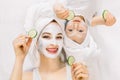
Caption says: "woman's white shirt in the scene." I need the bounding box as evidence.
[33,64,72,80]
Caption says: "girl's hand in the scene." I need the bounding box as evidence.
[13,34,32,60]
[104,11,116,26]
[72,63,89,80]
[53,3,69,19]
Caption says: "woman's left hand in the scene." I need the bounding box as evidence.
[72,63,89,80]
[53,3,69,19]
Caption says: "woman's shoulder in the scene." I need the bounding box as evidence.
[22,71,33,80]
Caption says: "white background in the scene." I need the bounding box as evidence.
[0,0,120,80]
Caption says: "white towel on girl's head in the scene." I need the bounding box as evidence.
[64,30,99,64]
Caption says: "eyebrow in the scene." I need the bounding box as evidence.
[57,33,63,35]
[42,32,51,35]
[42,32,62,35]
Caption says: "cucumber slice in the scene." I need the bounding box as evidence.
[66,10,75,20]
[67,56,75,66]
[102,10,108,21]
[28,29,37,38]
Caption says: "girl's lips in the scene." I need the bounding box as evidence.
[73,20,80,22]
[46,48,58,54]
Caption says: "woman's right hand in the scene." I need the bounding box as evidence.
[13,34,32,60]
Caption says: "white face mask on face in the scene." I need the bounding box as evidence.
[66,20,87,44]
[38,22,63,59]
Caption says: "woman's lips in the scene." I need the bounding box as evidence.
[46,48,58,54]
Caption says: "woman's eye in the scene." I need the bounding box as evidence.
[68,29,73,32]
[56,36,63,40]
[79,30,83,32]
[42,36,50,39]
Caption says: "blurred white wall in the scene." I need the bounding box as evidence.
[0,0,41,79]
[89,0,120,80]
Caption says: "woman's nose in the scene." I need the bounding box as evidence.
[51,39,57,45]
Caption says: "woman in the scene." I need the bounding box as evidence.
[10,15,88,80]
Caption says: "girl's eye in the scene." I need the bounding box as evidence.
[56,36,63,40]
[68,29,73,32]
[42,35,50,39]
[79,30,83,32]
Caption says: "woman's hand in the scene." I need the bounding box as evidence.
[72,63,89,80]
[13,34,32,60]
[53,3,69,19]
[104,11,116,26]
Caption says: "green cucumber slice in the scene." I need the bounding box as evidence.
[102,10,108,21]
[67,56,75,66]
[66,10,75,20]
[28,29,37,38]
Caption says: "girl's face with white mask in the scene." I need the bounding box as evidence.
[38,21,63,59]
[65,16,87,44]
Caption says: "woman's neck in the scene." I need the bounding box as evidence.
[39,54,65,73]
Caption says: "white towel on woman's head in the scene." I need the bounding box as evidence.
[24,2,55,32]
[23,2,64,68]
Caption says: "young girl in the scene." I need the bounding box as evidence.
[53,1,116,66]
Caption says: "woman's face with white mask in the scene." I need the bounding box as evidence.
[38,21,63,59]
[65,16,87,44]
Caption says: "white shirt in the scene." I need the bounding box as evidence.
[33,64,72,80]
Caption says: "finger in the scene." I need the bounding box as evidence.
[72,63,78,70]
[26,37,32,47]
[16,40,27,47]
[75,68,88,76]
[73,65,82,72]
[62,10,69,19]
[74,63,88,72]
[74,67,88,76]
[18,37,32,51]
[13,41,27,52]
[17,34,29,38]
[56,8,67,15]
[76,73,89,80]
[105,12,115,21]
[14,38,27,46]
[17,35,31,43]
[14,35,30,45]
[105,18,114,26]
